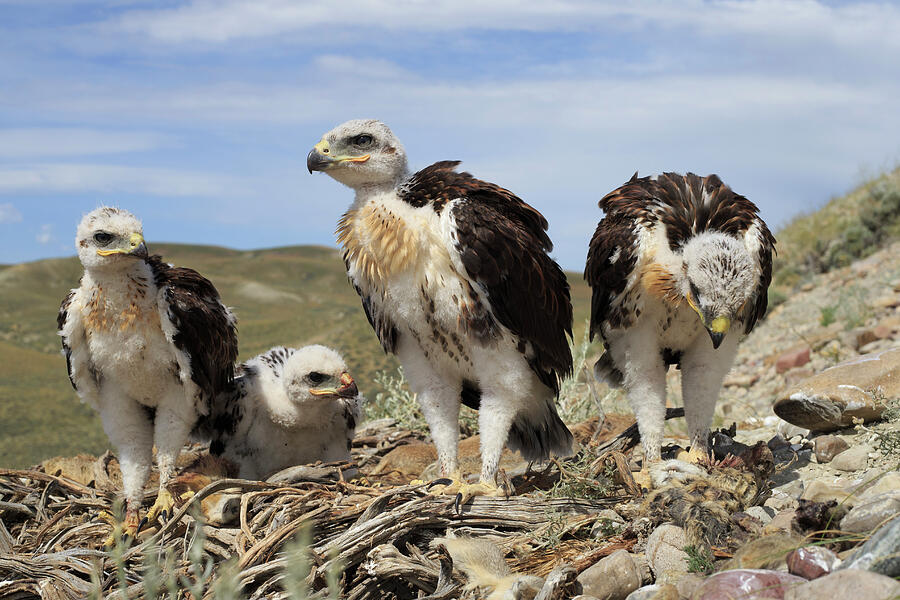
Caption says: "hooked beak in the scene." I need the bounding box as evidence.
[306,139,370,173]
[308,372,358,399]
[706,316,730,350]
[96,233,147,259]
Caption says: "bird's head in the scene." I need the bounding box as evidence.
[282,345,359,409]
[76,207,148,270]
[680,232,755,349]
[307,119,407,190]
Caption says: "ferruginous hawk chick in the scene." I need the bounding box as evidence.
[585,173,775,484]
[58,207,237,539]
[307,119,574,505]
[200,345,364,480]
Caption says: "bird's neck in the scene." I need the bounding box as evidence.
[82,261,154,300]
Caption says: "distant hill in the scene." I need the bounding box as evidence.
[0,243,592,467]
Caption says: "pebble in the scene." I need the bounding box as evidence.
[813,435,850,463]
[745,506,775,525]
[840,494,900,533]
[786,546,841,579]
[775,346,811,374]
[764,509,796,534]
[576,549,644,600]
[830,444,871,472]
[800,479,858,505]
[840,515,900,577]
[623,584,678,600]
[858,471,900,501]
[784,569,900,600]
[692,569,806,600]
[645,524,689,583]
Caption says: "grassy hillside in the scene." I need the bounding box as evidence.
[0,243,593,467]
[772,166,900,291]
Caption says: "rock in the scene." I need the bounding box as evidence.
[764,509,797,534]
[830,444,871,472]
[776,347,811,374]
[691,569,806,600]
[591,509,627,538]
[840,515,900,577]
[840,494,900,533]
[800,480,858,506]
[765,491,797,512]
[724,533,800,570]
[858,471,900,501]
[724,373,759,387]
[674,573,704,599]
[645,524,689,583]
[571,597,602,600]
[624,584,678,600]
[577,549,644,600]
[776,420,809,440]
[783,569,900,600]
[774,347,899,431]
[745,506,775,525]
[812,435,850,463]
[786,546,840,580]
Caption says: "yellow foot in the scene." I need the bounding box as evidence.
[632,467,652,491]
[100,509,141,548]
[147,487,176,524]
[453,480,507,513]
[426,473,464,496]
[676,446,711,464]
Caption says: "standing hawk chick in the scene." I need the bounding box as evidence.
[58,207,237,539]
[585,173,775,481]
[201,345,364,480]
[308,119,574,504]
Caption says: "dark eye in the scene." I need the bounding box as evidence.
[307,372,327,385]
[93,232,114,246]
[351,134,374,146]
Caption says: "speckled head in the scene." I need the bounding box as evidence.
[307,119,408,190]
[681,232,755,347]
[75,206,147,270]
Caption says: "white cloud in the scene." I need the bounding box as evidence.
[105,0,900,54]
[0,163,247,197]
[0,202,22,224]
[36,224,53,245]
[0,128,169,159]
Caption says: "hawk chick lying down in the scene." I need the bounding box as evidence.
[199,345,364,481]
[308,119,574,503]
[58,207,237,539]
[585,173,775,479]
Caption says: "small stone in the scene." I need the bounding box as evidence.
[801,480,859,506]
[645,524,689,583]
[774,347,899,431]
[674,573,704,599]
[624,584,678,600]
[831,444,871,472]
[765,492,797,512]
[858,471,900,501]
[784,569,900,600]
[813,435,850,463]
[786,546,841,580]
[745,506,776,525]
[693,569,806,600]
[591,509,627,538]
[724,373,760,387]
[841,494,900,533]
[776,347,811,374]
[776,420,810,440]
[577,549,644,600]
[840,515,900,577]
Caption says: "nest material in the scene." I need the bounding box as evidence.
[0,419,642,600]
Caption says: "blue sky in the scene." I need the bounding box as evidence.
[1,1,898,270]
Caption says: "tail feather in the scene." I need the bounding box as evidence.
[507,400,573,462]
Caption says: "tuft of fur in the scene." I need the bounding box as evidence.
[641,442,774,549]
[431,536,543,600]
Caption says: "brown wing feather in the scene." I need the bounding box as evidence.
[57,289,77,389]
[148,256,238,402]
[588,172,776,335]
[401,162,573,394]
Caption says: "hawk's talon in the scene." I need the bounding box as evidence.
[147,488,176,524]
[427,477,454,491]
[101,508,141,548]
[454,480,506,513]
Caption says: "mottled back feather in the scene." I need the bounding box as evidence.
[401,161,574,394]
[586,172,776,338]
